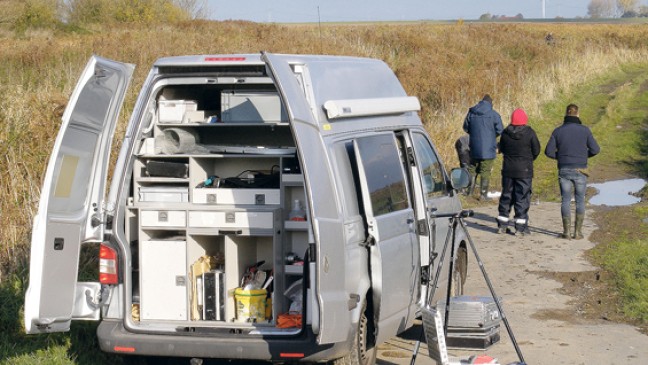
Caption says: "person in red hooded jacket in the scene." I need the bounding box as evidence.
[496,108,540,235]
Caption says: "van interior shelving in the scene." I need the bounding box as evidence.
[125,76,311,331]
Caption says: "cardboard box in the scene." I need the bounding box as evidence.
[182,110,205,123]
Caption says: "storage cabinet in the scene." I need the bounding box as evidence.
[140,240,188,320]
[129,118,309,327]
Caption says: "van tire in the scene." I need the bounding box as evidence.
[452,246,468,296]
[330,301,376,365]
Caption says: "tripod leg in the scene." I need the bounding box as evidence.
[410,217,455,364]
[458,218,526,364]
[442,217,458,337]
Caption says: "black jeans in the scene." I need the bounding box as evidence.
[498,176,532,224]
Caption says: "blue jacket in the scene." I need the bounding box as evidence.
[463,100,503,160]
[544,116,600,169]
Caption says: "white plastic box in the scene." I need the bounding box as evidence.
[139,186,189,203]
[158,100,198,123]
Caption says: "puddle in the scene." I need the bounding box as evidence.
[588,178,646,206]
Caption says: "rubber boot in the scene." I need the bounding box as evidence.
[479,177,491,201]
[559,216,571,239]
[465,174,477,197]
[496,217,508,234]
[573,213,585,240]
[515,219,531,236]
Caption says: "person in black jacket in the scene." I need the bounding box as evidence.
[496,108,540,235]
[545,104,600,239]
[454,134,471,168]
[463,94,504,200]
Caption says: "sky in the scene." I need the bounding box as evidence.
[206,0,647,23]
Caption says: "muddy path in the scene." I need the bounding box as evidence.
[377,201,648,365]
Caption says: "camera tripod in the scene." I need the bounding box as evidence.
[410,209,526,365]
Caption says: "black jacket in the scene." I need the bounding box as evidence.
[544,116,600,169]
[499,125,541,178]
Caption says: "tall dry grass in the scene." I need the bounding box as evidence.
[2,21,648,280]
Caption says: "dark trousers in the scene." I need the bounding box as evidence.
[498,176,532,222]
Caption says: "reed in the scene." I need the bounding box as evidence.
[2,21,648,281]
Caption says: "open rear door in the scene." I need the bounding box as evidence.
[353,133,418,344]
[24,56,134,334]
[262,53,352,344]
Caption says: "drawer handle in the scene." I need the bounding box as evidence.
[218,230,242,235]
[158,211,168,222]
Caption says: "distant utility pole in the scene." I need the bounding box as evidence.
[542,0,546,18]
[318,6,322,54]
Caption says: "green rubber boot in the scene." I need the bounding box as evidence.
[465,174,476,197]
[479,177,492,201]
[573,213,585,240]
[559,216,571,239]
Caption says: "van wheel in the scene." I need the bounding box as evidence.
[451,246,468,296]
[330,301,376,365]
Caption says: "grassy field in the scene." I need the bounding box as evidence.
[1,19,647,364]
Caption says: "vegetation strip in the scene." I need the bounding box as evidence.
[1,12,647,363]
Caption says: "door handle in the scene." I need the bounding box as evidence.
[406,218,415,224]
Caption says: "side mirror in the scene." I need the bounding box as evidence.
[450,168,471,190]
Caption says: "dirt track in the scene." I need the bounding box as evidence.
[377,201,648,365]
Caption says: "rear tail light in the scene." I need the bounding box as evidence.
[99,244,118,284]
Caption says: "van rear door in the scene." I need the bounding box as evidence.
[263,53,352,344]
[24,56,134,334]
[353,133,418,344]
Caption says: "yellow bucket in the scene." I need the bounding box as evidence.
[234,288,267,322]
[265,297,272,319]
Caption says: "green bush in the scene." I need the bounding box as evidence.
[66,0,191,25]
[10,0,60,32]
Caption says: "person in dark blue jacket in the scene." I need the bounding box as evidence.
[545,104,600,240]
[463,94,504,200]
[497,108,540,235]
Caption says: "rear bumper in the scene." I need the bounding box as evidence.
[97,319,348,362]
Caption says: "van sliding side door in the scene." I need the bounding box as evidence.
[353,133,418,345]
[410,132,461,304]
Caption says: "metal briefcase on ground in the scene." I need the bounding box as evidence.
[437,295,502,329]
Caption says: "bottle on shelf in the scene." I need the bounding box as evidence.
[288,199,306,221]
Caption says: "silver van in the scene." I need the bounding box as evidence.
[24,53,469,364]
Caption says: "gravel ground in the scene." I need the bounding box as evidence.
[377,201,648,365]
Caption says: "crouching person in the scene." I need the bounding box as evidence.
[497,108,540,235]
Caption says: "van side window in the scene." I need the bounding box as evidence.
[412,133,446,197]
[356,134,409,216]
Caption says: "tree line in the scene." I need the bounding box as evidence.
[0,0,209,32]
[588,0,648,18]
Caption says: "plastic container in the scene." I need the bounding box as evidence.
[288,199,306,221]
[158,100,198,123]
[234,288,267,322]
[139,186,188,203]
